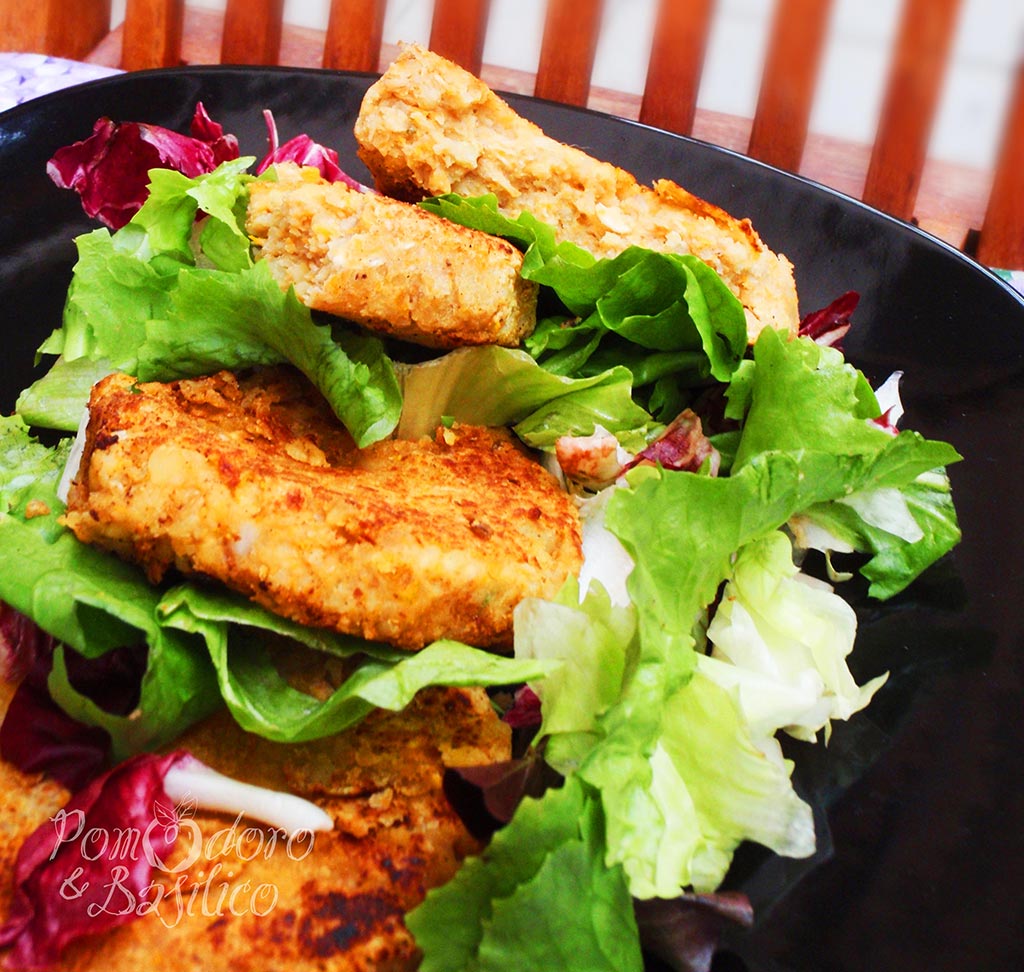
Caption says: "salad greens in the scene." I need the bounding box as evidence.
[21,160,402,447]
[395,345,654,450]
[421,194,748,409]
[408,775,643,972]
[1,132,964,972]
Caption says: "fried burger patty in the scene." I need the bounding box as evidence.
[0,675,510,971]
[247,164,538,349]
[62,368,582,650]
[354,43,800,341]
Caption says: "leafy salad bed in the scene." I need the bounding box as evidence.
[0,105,961,970]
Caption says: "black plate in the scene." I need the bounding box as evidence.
[2,66,1023,972]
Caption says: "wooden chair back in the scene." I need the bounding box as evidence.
[2,0,1021,269]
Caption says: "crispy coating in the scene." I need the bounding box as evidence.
[354,44,800,341]
[62,369,582,650]
[0,675,511,971]
[247,164,538,349]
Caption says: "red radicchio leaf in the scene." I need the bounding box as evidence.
[0,601,53,684]
[443,752,562,840]
[634,891,754,972]
[0,603,153,791]
[502,684,542,729]
[255,109,370,191]
[798,290,860,350]
[46,102,240,230]
[625,409,719,475]
[0,673,110,793]
[188,102,240,165]
[63,642,147,719]
[0,751,187,969]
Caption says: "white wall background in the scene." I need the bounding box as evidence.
[111,0,1023,170]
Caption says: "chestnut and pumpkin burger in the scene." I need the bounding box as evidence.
[0,46,961,972]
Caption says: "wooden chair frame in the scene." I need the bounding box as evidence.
[1,0,1020,268]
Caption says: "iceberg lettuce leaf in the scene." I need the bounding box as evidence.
[395,345,653,450]
[703,530,888,743]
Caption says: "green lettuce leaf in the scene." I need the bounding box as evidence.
[138,261,401,447]
[17,225,176,430]
[420,194,747,395]
[20,162,401,446]
[729,328,962,594]
[16,356,115,432]
[155,584,556,743]
[395,345,654,450]
[407,776,643,972]
[513,580,637,773]
[0,415,71,525]
[114,157,257,270]
[791,468,961,599]
[513,572,814,897]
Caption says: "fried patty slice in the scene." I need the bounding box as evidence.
[0,674,510,971]
[354,43,800,341]
[62,368,583,650]
[247,165,538,350]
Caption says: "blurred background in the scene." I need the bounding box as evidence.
[102,0,1022,173]
[2,0,1017,260]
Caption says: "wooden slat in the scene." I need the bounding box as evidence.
[430,0,491,75]
[534,0,604,106]
[46,1,113,61]
[222,0,284,65]
[324,0,385,71]
[0,3,51,55]
[639,0,715,136]
[0,0,111,60]
[976,59,1024,269]
[747,0,834,172]
[122,0,184,69]
[862,0,962,220]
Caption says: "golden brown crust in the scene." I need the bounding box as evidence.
[0,678,510,971]
[247,165,538,349]
[62,369,582,650]
[354,43,800,341]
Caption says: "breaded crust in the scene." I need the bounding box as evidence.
[62,368,582,650]
[247,165,538,349]
[354,44,800,341]
[0,676,510,971]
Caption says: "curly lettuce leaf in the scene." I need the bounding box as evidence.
[513,580,637,773]
[111,156,256,270]
[407,775,643,972]
[791,468,961,599]
[513,576,814,898]
[21,162,401,446]
[727,328,961,595]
